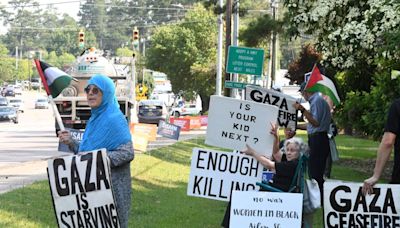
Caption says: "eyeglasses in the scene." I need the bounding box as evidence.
[84,86,100,95]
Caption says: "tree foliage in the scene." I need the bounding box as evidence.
[146,4,217,111]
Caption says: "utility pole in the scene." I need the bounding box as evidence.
[231,0,239,98]
[15,46,18,70]
[224,0,232,97]
[270,0,278,88]
[216,0,224,96]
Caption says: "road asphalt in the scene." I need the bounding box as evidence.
[0,127,206,194]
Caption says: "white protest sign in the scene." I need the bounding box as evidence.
[324,181,400,228]
[245,86,298,130]
[187,148,263,201]
[230,190,303,228]
[47,149,120,228]
[205,95,279,157]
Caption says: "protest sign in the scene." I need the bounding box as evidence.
[134,135,149,152]
[47,149,119,228]
[169,117,191,131]
[245,86,298,130]
[130,123,157,141]
[205,95,279,157]
[230,191,303,228]
[187,148,263,201]
[157,120,181,140]
[324,181,400,228]
[58,128,84,153]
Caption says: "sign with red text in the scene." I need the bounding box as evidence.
[230,191,303,228]
[47,149,120,228]
[205,95,279,157]
[187,148,263,201]
[245,86,298,130]
[324,181,400,228]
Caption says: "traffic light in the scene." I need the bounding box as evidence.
[132,27,139,42]
[78,31,85,48]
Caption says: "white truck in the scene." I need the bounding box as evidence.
[54,48,134,131]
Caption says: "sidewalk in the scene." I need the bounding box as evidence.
[0,127,206,194]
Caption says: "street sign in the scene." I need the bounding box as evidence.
[224,81,248,89]
[226,46,265,77]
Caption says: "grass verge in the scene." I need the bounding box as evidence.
[0,133,383,227]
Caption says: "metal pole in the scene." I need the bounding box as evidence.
[131,53,138,123]
[270,1,277,88]
[231,0,239,98]
[15,46,18,70]
[224,0,232,97]
[216,0,224,96]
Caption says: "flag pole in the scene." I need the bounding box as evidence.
[34,59,65,131]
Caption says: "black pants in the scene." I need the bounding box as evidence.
[308,132,330,202]
[221,201,231,228]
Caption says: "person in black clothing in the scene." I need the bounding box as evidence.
[363,99,400,195]
[221,124,308,227]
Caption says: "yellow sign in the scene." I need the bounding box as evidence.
[136,95,147,101]
[135,84,148,96]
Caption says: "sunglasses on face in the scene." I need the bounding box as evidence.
[84,86,100,95]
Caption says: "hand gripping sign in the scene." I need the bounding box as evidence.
[47,149,120,228]
[205,95,279,157]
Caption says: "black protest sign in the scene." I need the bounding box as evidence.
[187,148,263,201]
[324,182,400,228]
[58,128,84,153]
[205,95,279,157]
[157,120,181,140]
[47,149,120,228]
[245,86,298,130]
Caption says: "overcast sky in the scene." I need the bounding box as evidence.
[0,0,81,34]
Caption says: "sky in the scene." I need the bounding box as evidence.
[0,0,81,34]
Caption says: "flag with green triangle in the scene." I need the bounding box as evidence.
[34,60,73,98]
[305,65,341,106]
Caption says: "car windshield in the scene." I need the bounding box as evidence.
[0,107,13,112]
[37,99,47,102]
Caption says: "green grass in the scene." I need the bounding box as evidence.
[0,134,384,227]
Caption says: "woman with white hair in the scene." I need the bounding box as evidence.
[242,125,308,192]
[222,124,310,228]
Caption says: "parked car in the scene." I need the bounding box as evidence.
[0,97,8,106]
[31,78,41,90]
[4,88,15,97]
[13,86,22,95]
[8,98,24,113]
[170,103,202,117]
[35,97,49,109]
[137,99,168,125]
[0,106,18,124]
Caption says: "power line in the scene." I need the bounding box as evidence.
[2,1,190,11]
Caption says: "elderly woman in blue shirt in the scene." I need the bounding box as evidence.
[58,74,134,228]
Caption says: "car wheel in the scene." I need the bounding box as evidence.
[13,119,18,124]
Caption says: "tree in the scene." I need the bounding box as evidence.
[146,4,217,112]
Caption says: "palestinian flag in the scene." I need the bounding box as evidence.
[34,59,73,98]
[305,65,341,106]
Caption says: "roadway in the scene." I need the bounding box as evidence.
[0,90,206,194]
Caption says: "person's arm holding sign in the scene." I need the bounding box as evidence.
[293,102,320,128]
[362,99,400,195]
[242,144,276,171]
[58,130,79,153]
[271,123,283,162]
[362,132,396,195]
